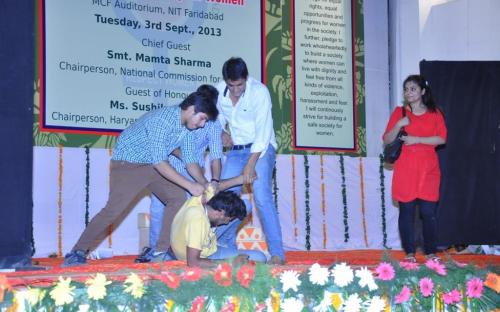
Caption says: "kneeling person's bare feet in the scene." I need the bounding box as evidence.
[268,255,285,265]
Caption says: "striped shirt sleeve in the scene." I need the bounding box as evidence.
[207,121,223,161]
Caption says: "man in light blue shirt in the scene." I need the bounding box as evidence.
[63,90,218,267]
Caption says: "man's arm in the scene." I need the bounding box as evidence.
[186,246,216,268]
[217,174,256,191]
[186,163,209,185]
[210,159,221,182]
[154,161,204,196]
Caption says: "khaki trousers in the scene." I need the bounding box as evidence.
[73,160,185,252]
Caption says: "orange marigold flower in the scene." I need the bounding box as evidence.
[214,263,233,287]
[236,264,255,288]
[159,271,181,289]
[485,272,500,293]
[0,275,11,303]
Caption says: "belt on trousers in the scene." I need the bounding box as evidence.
[231,143,252,150]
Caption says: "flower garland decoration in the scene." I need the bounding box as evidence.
[320,154,327,249]
[378,154,388,248]
[214,263,233,287]
[85,146,90,227]
[247,191,254,224]
[303,155,311,250]
[0,275,11,303]
[0,259,498,311]
[49,276,75,306]
[358,156,369,248]
[123,273,145,299]
[272,166,279,213]
[291,155,298,239]
[339,155,349,242]
[57,144,63,257]
[86,273,111,300]
[107,148,113,247]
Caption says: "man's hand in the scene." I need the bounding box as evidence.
[207,181,220,194]
[222,131,233,148]
[242,163,257,184]
[188,182,205,196]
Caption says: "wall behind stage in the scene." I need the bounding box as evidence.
[32,1,399,257]
[389,0,500,109]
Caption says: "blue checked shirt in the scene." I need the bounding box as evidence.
[169,120,223,173]
[112,105,197,164]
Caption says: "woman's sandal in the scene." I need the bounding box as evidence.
[425,254,440,262]
[403,254,417,263]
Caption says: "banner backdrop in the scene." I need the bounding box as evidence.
[34,0,366,154]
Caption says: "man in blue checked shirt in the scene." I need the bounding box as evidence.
[135,85,224,263]
[62,89,218,267]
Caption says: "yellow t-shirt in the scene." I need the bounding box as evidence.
[170,190,217,260]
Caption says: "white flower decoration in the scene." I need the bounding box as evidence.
[282,297,304,312]
[313,290,333,312]
[365,296,386,312]
[308,263,330,286]
[280,270,302,292]
[355,267,378,291]
[330,262,354,287]
[343,293,362,312]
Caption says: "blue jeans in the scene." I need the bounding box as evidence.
[218,144,284,260]
[208,245,267,262]
[398,199,438,255]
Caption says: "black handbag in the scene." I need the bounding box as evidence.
[383,107,407,164]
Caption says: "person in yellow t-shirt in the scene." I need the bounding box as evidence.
[156,176,267,267]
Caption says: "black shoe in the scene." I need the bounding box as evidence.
[134,247,155,263]
[151,250,176,263]
[62,250,87,267]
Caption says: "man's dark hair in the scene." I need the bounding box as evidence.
[197,84,219,105]
[207,191,246,221]
[179,91,218,120]
[222,57,248,81]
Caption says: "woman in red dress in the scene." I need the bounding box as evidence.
[383,75,447,262]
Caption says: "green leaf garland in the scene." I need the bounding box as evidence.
[379,154,388,248]
[272,166,279,213]
[85,146,90,227]
[304,155,311,250]
[339,155,349,242]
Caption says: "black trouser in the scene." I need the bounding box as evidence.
[398,199,438,255]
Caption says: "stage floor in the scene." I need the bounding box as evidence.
[5,250,499,286]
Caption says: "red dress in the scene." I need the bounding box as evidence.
[383,107,447,202]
